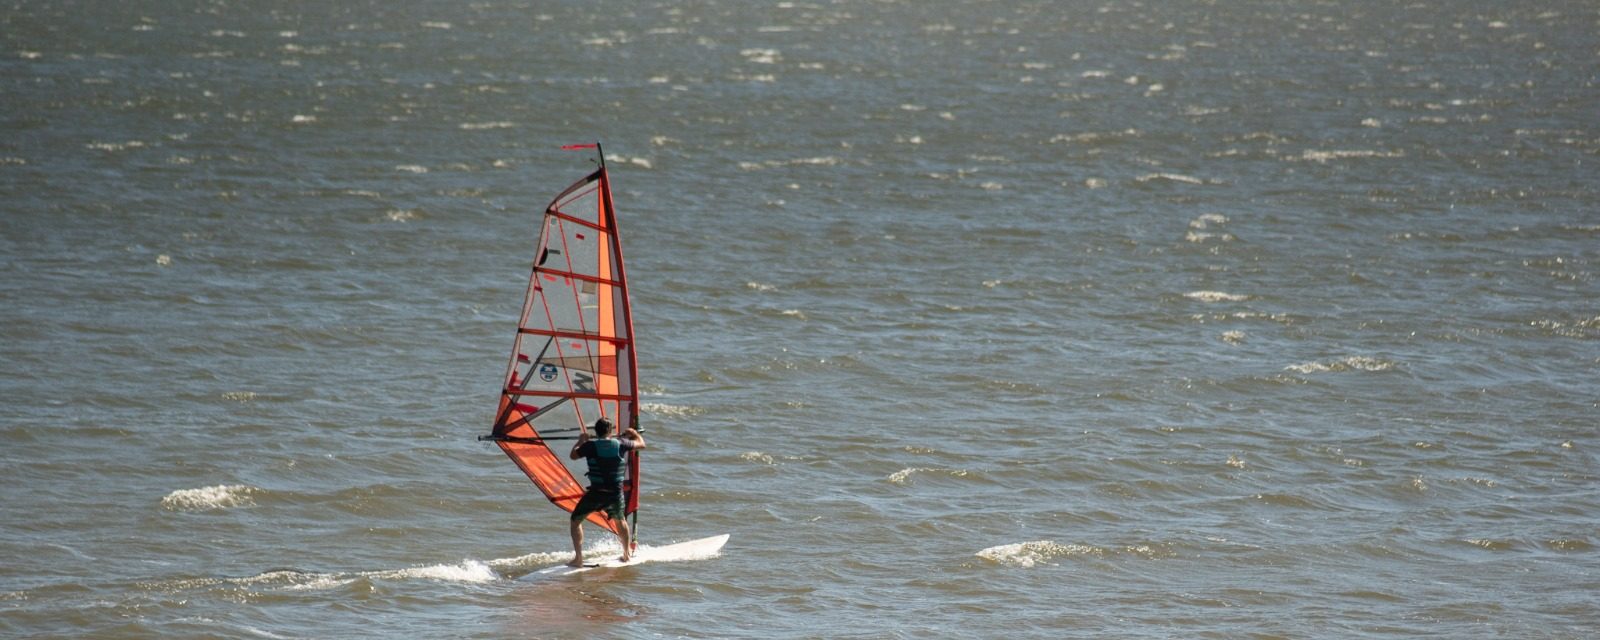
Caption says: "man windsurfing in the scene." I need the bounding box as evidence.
[566,417,645,566]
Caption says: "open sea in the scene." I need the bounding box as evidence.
[3,1,1598,638]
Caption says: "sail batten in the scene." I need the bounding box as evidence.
[488,148,640,536]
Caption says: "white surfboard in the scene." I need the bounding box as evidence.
[527,534,730,579]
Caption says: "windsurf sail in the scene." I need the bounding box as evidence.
[481,143,640,536]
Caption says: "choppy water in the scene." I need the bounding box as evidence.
[3,0,1598,638]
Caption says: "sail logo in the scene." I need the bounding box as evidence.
[538,363,559,382]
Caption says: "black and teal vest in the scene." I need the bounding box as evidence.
[584,438,626,489]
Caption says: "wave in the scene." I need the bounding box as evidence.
[227,560,501,592]
[738,156,843,171]
[161,485,259,511]
[977,541,1096,567]
[1529,316,1600,338]
[641,402,704,418]
[1284,356,1397,374]
[209,537,722,592]
[1184,290,1251,302]
[887,467,971,485]
[1293,149,1406,163]
[976,540,1177,567]
[1135,172,1209,185]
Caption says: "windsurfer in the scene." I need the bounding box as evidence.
[567,417,644,566]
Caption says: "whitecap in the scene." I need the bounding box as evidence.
[613,155,653,169]
[279,574,354,591]
[237,560,501,592]
[976,540,1097,567]
[641,402,704,418]
[1295,149,1405,163]
[1284,356,1396,374]
[367,560,497,583]
[739,48,781,64]
[887,467,968,485]
[85,141,147,152]
[1184,291,1250,302]
[162,485,258,511]
[740,156,841,170]
[1136,172,1205,185]
[1185,231,1236,243]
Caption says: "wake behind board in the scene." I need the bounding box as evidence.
[528,534,730,579]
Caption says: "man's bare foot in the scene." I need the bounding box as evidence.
[566,557,585,568]
[619,555,631,563]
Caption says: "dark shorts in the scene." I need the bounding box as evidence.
[571,488,624,522]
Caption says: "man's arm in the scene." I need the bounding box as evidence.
[622,427,646,450]
[569,424,590,460]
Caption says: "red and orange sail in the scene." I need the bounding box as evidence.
[484,145,640,535]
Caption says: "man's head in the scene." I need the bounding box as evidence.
[593,417,615,437]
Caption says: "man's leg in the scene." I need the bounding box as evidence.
[567,517,585,567]
[617,518,633,562]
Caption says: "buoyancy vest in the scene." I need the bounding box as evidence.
[585,438,626,489]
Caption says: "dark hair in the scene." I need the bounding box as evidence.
[593,418,615,437]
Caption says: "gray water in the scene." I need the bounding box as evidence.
[3,1,1598,638]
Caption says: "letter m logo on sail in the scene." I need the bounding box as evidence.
[572,371,595,393]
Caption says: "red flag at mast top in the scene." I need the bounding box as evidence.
[561,142,605,169]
